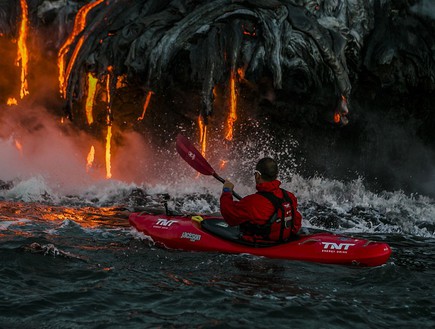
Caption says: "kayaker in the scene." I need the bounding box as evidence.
[220,157,302,243]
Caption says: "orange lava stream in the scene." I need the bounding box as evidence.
[17,0,29,99]
[86,145,95,172]
[225,70,238,141]
[58,0,104,97]
[61,35,85,98]
[85,73,98,125]
[105,71,113,180]
[105,124,112,179]
[14,139,23,156]
[198,115,207,157]
[137,91,154,121]
[106,68,112,105]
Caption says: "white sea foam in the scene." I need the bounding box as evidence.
[1,168,434,237]
[0,218,31,230]
[285,174,435,237]
[287,174,435,220]
[2,176,53,202]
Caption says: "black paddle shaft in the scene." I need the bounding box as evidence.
[213,173,242,200]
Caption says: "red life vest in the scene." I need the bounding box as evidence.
[240,189,295,243]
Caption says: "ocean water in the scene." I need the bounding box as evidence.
[0,176,434,329]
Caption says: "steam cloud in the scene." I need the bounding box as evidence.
[0,104,154,194]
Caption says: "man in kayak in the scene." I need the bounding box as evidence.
[220,157,302,243]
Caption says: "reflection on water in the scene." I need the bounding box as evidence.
[0,200,130,227]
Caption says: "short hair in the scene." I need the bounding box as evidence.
[255,157,278,181]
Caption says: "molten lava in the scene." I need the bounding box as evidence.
[86,146,95,172]
[105,71,113,180]
[85,73,98,125]
[58,0,104,97]
[198,115,207,157]
[138,91,154,121]
[14,140,23,156]
[7,98,18,106]
[225,70,238,141]
[105,124,112,179]
[17,0,29,99]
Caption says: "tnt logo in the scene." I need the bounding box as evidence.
[155,219,177,227]
[322,242,355,250]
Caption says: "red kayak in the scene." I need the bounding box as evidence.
[129,212,391,267]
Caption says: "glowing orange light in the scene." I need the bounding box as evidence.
[105,124,112,179]
[7,98,18,106]
[198,115,207,157]
[137,91,154,121]
[85,73,98,125]
[15,140,23,155]
[242,24,256,37]
[334,95,348,124]
[58,0,104,97]
[61,36,85,97]
[237,67,245,80]
[86,145,95,172]
[219,160,228,169]
[116,75,127,89]
[105,70,113,179]
[106,67,113,104]
[225,70,238,141]
[17,0,29,99]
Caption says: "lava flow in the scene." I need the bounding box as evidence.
[225,70,238,141]
[17,0,29,99]
[58,0,104,98]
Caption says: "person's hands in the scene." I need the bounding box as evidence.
[223,180,234,192]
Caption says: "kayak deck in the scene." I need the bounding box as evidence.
[129,212,392,267]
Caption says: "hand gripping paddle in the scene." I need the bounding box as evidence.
[176,134,242,200]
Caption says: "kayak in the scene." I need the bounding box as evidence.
[129,212,392,267]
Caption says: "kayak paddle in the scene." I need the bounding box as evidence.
[176,134,242,200]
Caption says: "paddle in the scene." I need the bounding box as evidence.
[176,134,242,200]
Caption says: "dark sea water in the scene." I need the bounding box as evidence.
[0,176,434,329]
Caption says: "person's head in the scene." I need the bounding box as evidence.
[254,157,278,183]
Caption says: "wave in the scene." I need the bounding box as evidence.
[1,174,433,238]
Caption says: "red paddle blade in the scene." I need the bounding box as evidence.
[176,134,216,176]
